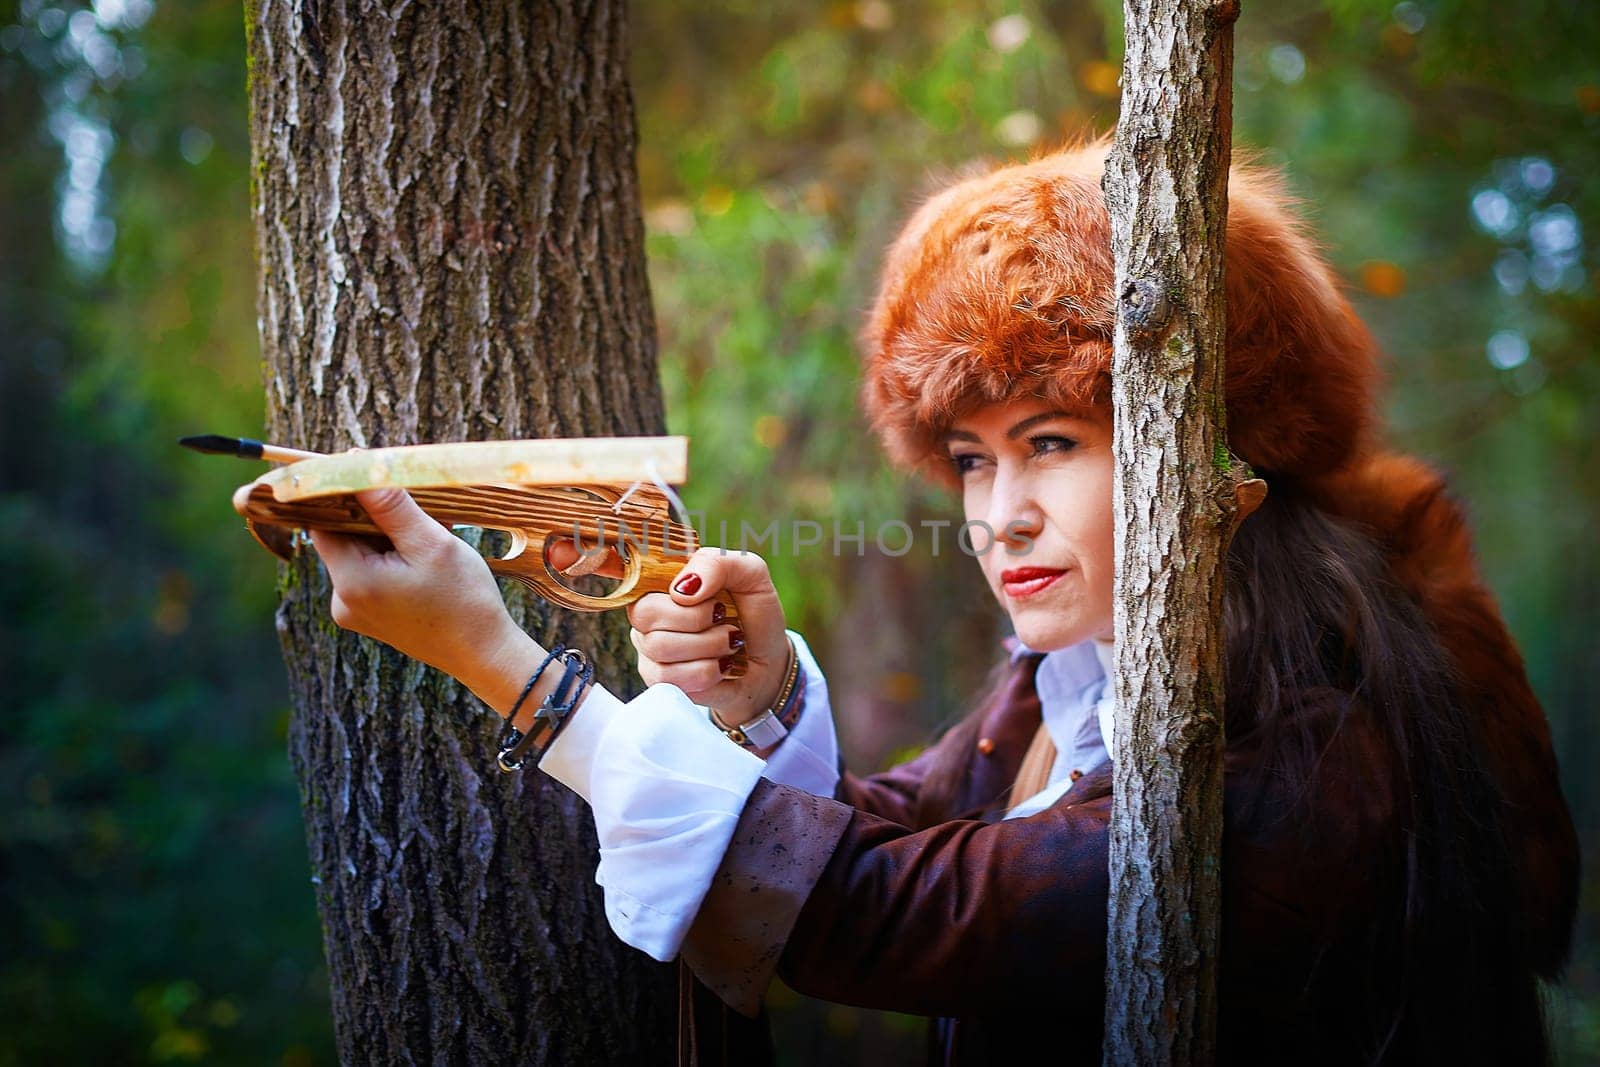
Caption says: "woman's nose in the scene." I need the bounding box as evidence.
[987,469,1042,548]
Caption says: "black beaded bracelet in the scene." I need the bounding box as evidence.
[497,648,595,773]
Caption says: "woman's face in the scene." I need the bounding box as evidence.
[944,398,1115,652]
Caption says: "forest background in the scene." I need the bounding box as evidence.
[2,0,1596,1063]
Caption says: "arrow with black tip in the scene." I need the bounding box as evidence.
[178,434,322,464]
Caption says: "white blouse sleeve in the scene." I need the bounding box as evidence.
[537,676,765,962]
[534,629,840,961]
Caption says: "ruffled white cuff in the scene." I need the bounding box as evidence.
[539,679,764,960]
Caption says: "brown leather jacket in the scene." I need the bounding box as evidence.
[681,661,1397,1062]
[675,457,1579,1064]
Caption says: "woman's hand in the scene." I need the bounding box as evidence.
[624,547,790,727]
[306,488,526,688]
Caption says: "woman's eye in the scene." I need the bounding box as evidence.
[948,436,1075,474]
[1029,434,1078,457]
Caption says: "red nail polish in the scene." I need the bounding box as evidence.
[719,656,735,675]
[673,573,701,595]
[728,629,745,651]
[711,602,726,625]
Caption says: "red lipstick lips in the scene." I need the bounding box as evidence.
[1001,567,1067,598]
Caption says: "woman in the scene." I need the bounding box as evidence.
[311,143,1579,1063]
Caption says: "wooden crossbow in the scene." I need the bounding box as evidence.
[185,433,746,676]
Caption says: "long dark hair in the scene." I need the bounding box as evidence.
[917,485,1546,1063]
[1227,485,1543,1063]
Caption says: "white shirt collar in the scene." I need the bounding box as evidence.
[1002,635,1115,819]
[1008,635,1114,766]
[1090,637,1115,679]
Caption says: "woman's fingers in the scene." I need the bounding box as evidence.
[307,525,376,576]
[630,623,744,665]
[663,547,785,656]
[626,590,724,633]
[624,547,790,720]
[635,654,730,697]
[302,489,522,682]
[626,593,736,700]
[546,536,627,579]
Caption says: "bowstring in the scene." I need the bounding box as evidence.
[610,459,692,531]
[607,462,692,565]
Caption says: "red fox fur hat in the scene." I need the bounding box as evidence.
[858,139,1577,973]
[860,139,1378,492]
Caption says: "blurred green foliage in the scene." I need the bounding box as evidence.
[1,0,1595,1063]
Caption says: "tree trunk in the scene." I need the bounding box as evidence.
[244,1,674,1060]
[1101,1,1239,1063]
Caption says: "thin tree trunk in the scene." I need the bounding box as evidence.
[1101,1,1239,1063]
[245,0,674,1060]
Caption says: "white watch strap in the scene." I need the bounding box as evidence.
[736,707,788,748]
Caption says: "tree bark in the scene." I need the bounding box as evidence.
[245,1,674,1060]
[1101,1,1238,1063]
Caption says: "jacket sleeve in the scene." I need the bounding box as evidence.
[682,693,1387,1021]
[680,774,1113,1018]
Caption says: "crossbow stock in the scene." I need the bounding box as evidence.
[207,435,746,677]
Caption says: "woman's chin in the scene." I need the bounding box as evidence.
[1008,609,1110,654]
[1009,622,1077,654]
